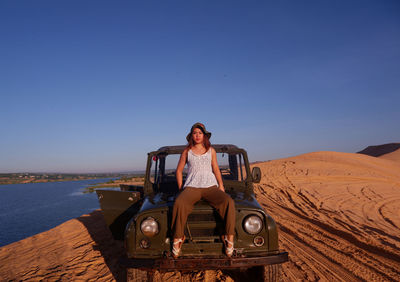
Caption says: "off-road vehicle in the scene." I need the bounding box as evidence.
[96,144,288,281]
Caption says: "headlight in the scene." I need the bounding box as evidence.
[140,217,159,237]
[243,215,263,235]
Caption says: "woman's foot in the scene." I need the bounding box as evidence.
[172,236,185,258]
[223,235,234,257]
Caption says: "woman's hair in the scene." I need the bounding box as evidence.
[186,129,211,150]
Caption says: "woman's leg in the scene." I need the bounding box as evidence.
[202,186,236,236]
[202,186,235,256]
[171,187,202,238]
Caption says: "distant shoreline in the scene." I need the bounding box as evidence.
[0,177,107,186]
[84,177,145,192]
[0,173,143,186]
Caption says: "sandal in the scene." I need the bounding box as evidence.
[172,236,185,258]
[223,235,234,257]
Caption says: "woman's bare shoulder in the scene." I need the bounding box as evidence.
[182,147,190,155]
[178,148,189,165]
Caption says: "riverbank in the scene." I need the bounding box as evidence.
[0,173,138,186]
[85,176,144,190]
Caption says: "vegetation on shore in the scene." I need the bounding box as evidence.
[83,175,145,193]
[0,173,139,186]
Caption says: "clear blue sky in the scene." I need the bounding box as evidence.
[1,1,399,173]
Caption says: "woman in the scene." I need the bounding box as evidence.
[171,122,235,258]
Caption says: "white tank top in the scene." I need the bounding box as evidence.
[183,148,219,188]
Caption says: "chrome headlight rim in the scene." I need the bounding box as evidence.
[243,214,263,235]
[140,217,159,237]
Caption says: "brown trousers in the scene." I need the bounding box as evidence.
[172,186,236,238]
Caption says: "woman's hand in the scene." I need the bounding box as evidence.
[219,184,225,192]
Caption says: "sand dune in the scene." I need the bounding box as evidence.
[1,151,399,281]
[358,143,400,157]
[0,211,127,281]
[254,151,400,281]
[358,142,400,163]
[379,148,400,163]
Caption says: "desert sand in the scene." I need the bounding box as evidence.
[379,149,400,163]
[254,151,400,281]
[1,151,399,281]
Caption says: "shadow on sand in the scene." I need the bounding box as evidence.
[77,210,127,282]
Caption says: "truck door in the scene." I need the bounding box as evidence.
[96,190,142,240]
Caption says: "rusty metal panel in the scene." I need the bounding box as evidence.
[120,252,288,271]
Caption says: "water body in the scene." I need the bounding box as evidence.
[0,179,114,247]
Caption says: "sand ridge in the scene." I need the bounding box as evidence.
[0,211,127,281]
[379,148,400,163]
[254,151,400,281]
[357,143,400,157]
[0,150,399,281]
[357,142,400,163]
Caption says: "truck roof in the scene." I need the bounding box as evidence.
[155,144,243,154]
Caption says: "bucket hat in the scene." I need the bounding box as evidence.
[186,122,212,142]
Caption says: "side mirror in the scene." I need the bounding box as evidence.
[252,167,261,183]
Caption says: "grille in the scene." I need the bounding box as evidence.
[184,228,216,237]
[185,210,224,240]
[187,213,218,222]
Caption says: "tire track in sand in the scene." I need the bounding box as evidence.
[255,156,400,281]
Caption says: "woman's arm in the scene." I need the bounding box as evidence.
[211,147,225,192]
[176,148,188,190]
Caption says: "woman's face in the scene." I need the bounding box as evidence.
[192,128,204,144]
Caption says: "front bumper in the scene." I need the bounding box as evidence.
[120,252,288,271]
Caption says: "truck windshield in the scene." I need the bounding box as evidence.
[149,152,247,187]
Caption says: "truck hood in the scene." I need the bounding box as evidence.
[139,191,262,214]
